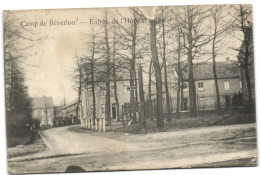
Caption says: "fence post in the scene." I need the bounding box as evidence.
[99,119,102,132]
[103,118,106,132]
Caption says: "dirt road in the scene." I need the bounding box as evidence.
[8,123,257,173]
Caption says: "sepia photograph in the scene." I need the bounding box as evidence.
[2,2,257,174]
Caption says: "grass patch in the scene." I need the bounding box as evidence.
[115,110,255,134]
[7,129,41,148]
[7,136,31,148]
[7,130,46,158]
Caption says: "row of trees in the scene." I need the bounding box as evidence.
[73,5,253,131]
[4,12,43,137]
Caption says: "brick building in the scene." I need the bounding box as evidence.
[80,63,135,124]
[169,61,243,112]
[60,99,81,124]
[31,96,55,127]
[81,79,133,122]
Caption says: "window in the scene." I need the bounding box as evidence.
[41,110,45,116]
[101,104,105,113]
[34,110,38,116]
[199,97,205,101]
[101,90,106,96]
[198,82,204,91]
[183,83,188,91]
[224,81,230,90]
[100,87,106,96]
[48,109,53,115]
[111,86,114,97]
[90,105,93,114]
[240,80,242,89]
[89,90,92,97]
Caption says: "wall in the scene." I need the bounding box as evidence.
[167,77,242,112]
[81,80,132,121]
[32,107,54,126]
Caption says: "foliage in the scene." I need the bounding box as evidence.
[4,12,39,138]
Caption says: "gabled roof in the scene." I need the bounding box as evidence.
[183,61,240,81]
[31,97,54,108]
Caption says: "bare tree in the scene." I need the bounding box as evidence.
[113,7,144,123]
[4,11,44,136]
[73,52,83,124]
[4,12,43,113]
[136,7,165,130]
[150,19,164,130]
[210,5,230,112]
[111,24,120,122]
[231,5,253,108]
[159,7,171,121]
[176,6,211,116]
[148,60,153,120]
[104,9,112,125]
[176,28,182,118]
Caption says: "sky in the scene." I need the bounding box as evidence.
[12,9,95,105]
[8,5,245,106]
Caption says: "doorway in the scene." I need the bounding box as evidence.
[183,98,188,111]
[112,103,117,119]
[225,96,231,108]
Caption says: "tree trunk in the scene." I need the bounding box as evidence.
[76,64,82,124]
[213,56,221,112]
[138,64,146,132]
[75,93,81,124]
[188,51,197,117]
[212,15,221,113]
[180,73,184,111]
[176,73,180,118]
[134,72,139,110]
[176,55,181,117]
[91,52,96,122]
[213,56,221,114]
[104,10,111,125]
[9,58,14,112]
[129,71,135,122]
[176,29,181,118]
[187,10,197,117]
[130,11,137,124]
[244,44,252,104]
[112,32,120,122]
[148,60,153,120]
[161,18,171,121]
[150,20,164,130]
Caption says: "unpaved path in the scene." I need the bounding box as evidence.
[8,123,257,173]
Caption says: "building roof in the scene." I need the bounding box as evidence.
[31,97,54,109]
[61,98,78,110]
[183,61,240,81]
[82,62,131,83]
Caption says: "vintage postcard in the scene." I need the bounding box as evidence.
[4,4,257,174]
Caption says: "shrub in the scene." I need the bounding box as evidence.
[6,111,30,138]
